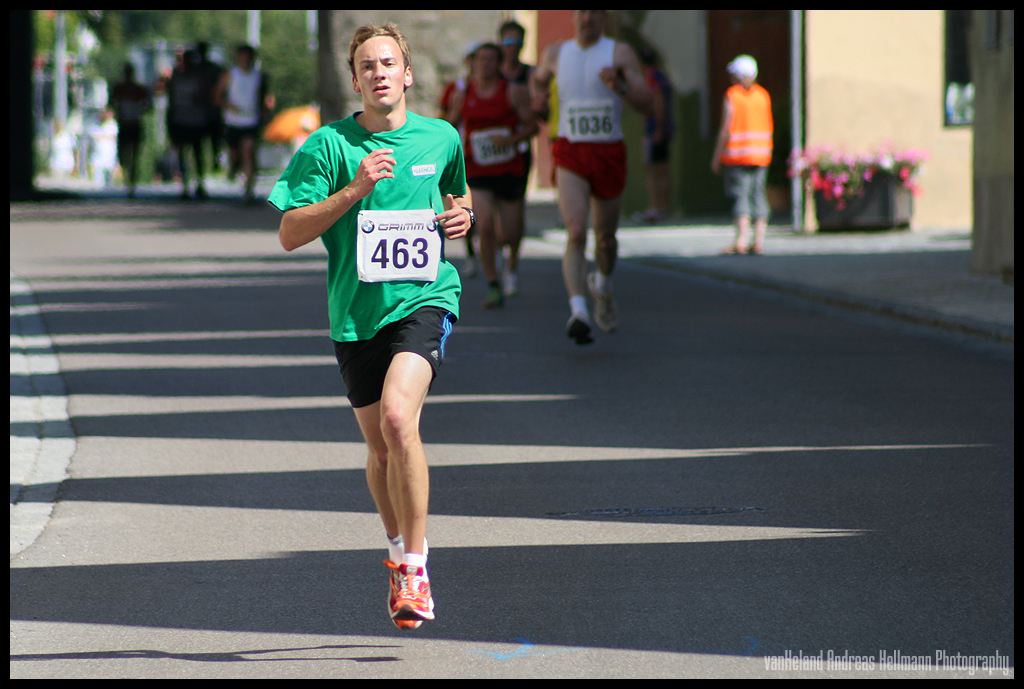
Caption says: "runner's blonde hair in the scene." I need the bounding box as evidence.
[348,23,413,79]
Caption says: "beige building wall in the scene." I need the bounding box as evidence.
[805,10,972,230]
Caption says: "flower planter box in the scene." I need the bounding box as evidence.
[814,174,913,231]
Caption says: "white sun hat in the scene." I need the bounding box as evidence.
[727,55,758,80]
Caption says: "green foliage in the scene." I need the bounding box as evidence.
[36,10,316,112]
[260,11,318,111]
[116,9,249,52]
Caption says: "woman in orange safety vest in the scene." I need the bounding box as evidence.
[712,55,773,255]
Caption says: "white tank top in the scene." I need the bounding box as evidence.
[224,66,262,128]
[555,36,624,143]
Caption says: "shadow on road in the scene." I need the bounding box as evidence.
[11,207,1015,664]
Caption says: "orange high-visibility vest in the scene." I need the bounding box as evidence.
[721,83,773,167]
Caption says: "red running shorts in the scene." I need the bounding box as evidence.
[552,138,627,200]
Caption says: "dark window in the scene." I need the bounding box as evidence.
[944,10,973,126]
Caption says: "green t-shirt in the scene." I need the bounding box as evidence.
[269,112,465,342]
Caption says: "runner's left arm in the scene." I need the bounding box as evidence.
[434,192,474,240]
[602,43,654,117]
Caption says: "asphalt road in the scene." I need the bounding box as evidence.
[10,201,1014,678]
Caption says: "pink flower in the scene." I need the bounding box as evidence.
[804,142,928,209]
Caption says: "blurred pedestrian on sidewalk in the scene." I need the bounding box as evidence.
[89,108,119,188]
[712,54,773,255]
[168,49,210,199]
[195,42,225,173]
[635,46,674,224]
[110,62,151,198]
[49,121,78,179]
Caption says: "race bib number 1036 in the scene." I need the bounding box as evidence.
[561,99,618,143]
[356,209,441,283]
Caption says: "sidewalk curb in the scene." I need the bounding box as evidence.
[634,257,1015,345]
[10,274,76,556]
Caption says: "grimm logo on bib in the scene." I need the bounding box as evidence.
[356,208,441,283]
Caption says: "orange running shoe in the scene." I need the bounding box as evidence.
[390,562,434,629]
[385,560,401,615]
[385,560,421,630]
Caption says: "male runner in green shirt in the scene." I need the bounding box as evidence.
[269,23,474,629]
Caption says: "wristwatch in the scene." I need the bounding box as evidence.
[464,207,476,229]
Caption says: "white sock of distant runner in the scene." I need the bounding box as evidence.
[594,271,612,295]
[570,295,589,318]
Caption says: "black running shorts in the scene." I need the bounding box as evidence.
[467,174,528,202]
[332,306,456,408]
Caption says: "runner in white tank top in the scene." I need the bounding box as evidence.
[223,65,262,128]
[556,36,624,144]
[532,11,653,343]
[215,45,271,203]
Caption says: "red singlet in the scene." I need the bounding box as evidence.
[460,79,526,179]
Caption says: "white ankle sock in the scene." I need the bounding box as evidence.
[570,295,589,318]
[402,552,428,579]
[594,272,612,294]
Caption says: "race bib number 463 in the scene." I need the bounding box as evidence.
[356,209,441,283]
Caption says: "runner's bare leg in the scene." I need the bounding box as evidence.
[354,351,432,555]
[557,166,592,299]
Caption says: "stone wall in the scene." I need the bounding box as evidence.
[969,10,1015,278]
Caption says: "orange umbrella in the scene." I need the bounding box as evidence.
[263,105,320,143]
